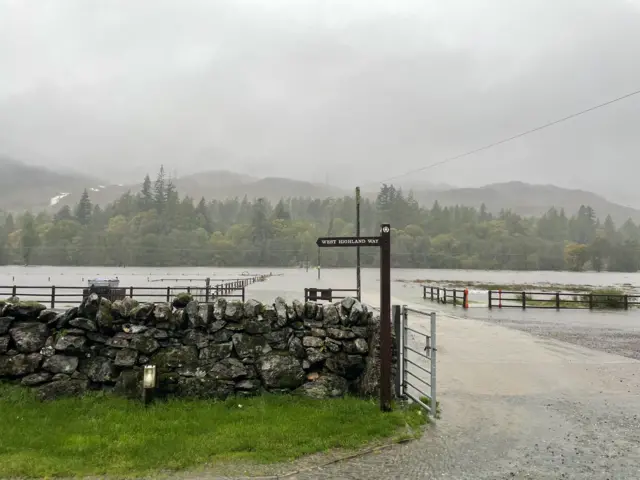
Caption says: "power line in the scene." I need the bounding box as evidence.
[374,87,640,185]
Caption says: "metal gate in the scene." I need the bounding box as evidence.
[393,305,437,418]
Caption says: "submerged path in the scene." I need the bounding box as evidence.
[184,290,640,480]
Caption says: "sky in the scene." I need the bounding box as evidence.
[1,0,640,204]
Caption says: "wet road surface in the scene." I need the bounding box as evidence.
[181,287,640,479]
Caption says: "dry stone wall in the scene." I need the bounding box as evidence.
[0,294,392,401]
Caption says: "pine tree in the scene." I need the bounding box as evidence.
[20,212,39,264]
[75,189,92,225]
[54,205,73,222]
[140,174,153,209]
[154,166,166,211]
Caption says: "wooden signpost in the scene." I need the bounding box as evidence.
[316,223,392,412]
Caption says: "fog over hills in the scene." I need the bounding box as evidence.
[2,156,640,227]
[1,0,640,199]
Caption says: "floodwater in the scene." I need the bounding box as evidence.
[2,265,640,300]
[2,265,640,310]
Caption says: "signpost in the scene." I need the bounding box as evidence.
[316,223,392,412]
[355,186,361,302]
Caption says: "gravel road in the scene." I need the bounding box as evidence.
[178,291,640,480]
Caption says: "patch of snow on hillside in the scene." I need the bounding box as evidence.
[50,193,70,206]
[90,187,100,192]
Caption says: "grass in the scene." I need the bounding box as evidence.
[0,383,428,478]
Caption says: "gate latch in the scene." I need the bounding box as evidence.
[424,335,431,358]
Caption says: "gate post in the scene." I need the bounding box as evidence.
[392,305,402,399]
[430,311,437,421]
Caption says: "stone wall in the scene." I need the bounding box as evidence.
[0,294,391,401]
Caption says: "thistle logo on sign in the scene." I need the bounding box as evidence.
[316,236,380,247]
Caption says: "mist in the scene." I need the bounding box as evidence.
[1,0,640,204]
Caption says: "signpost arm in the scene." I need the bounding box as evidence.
[356,187,361,302]
[379,223,392,412]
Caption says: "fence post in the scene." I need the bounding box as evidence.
[304,288,308,302]
[51,286,56,309]
[488,290,492,309]
[166,286,171,302]
[589,293,593,310]
[430,311,437,421]
[556,292,560,310]
[402,306,408,397]
[436,287,440,303]
[129,286,134,298]
[430,287,434,301]
[464,288,469,309]
[443,288,447,304]
[205,277,210,304]
[392,305,402,399]
[187,286,191,294]
[522,291,526,310]
[242,287,245,302]
[624,295,629,310]
[423,286,426,300]
[12,285,16,297]
[453,289,457,306]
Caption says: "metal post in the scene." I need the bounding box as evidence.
[430,287,434,301]
[423,285,426,300]
[392,305,402,399]
[166,286,171,302]
[522,291,526,310]
[379,223,392,412]
[488,290,492,309]
[556,292,560,310]
[51,286,55,309]
[453,289,457,306]
[624,295,629,310]
[402,306,408,398]
[436,287,440,303]
[205,277,210,304]
[430,311,437,421]
[356,186,361,302]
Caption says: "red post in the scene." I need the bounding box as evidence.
[464,288,469,309]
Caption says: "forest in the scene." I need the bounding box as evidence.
[0,168,639,271]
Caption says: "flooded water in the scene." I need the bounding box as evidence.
[1,266,640,306]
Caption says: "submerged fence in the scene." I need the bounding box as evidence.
[0,274,270,308]
[487,289,640,310]
[422,285,469,309]
[421,284,640,310]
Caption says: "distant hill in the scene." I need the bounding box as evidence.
[2,159,639,226]
[0,157,116,212]
[412,181,640,225]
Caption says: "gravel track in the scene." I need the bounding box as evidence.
[179,293,640,480]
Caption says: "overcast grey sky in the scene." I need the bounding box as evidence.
[1,0,640,202]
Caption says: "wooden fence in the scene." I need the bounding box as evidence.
[0,274,270,309]
[422,285,469,308]
[487,289,640,310]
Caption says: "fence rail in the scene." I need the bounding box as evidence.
[0,274,270,309]
[422,285,469,309]
[488,289,640,310]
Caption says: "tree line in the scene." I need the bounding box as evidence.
[0,168,639,271]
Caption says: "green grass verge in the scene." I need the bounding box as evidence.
[0,383,427,478]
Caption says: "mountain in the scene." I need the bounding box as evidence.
[0,157,115,211]
[412,181,640,225]
[2,158,639,226]
[0,162,347,211]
